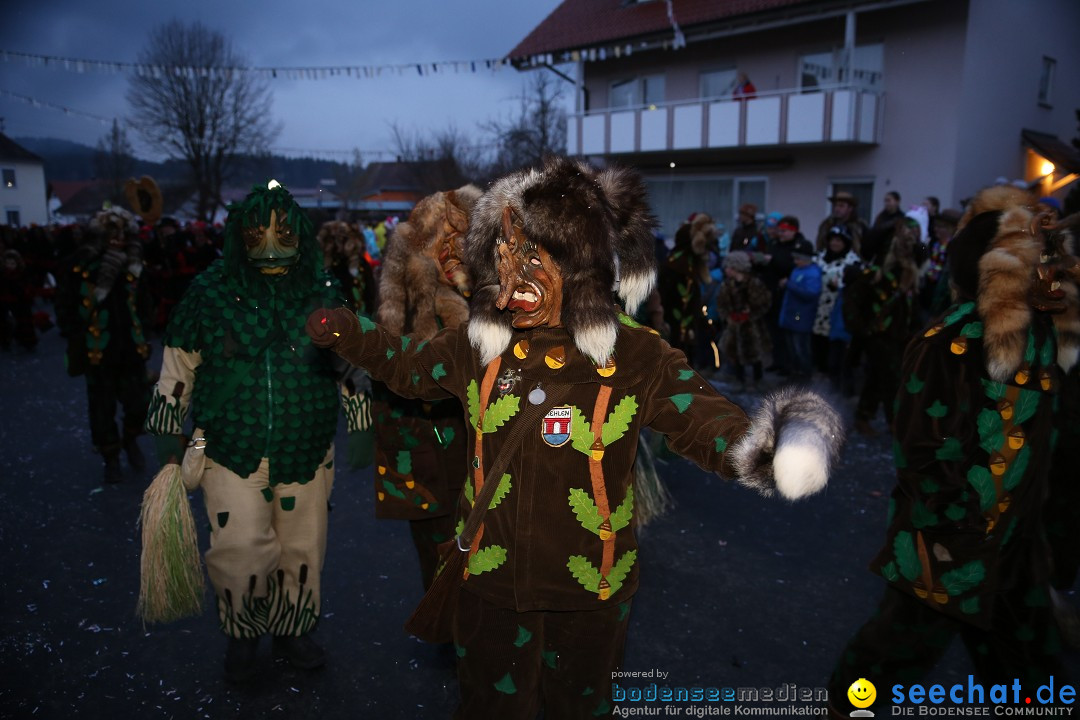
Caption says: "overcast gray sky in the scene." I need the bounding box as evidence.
[0,0,567,161]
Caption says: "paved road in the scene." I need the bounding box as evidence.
[1,324,1076,719]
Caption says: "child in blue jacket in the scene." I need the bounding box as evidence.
[778,251,822,382]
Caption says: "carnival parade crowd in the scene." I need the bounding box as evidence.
[1,166,1078,719]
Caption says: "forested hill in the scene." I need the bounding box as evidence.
[15,137,352,188]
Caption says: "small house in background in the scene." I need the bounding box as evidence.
[0,133,49,227]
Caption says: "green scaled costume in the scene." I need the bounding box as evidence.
[146,182,368,654]
[152,259,342,484]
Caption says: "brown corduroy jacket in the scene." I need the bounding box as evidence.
[333,312,751,612]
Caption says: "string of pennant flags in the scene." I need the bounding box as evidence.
[0,88,116,126]
[1,49,517,80]
[0,45,683,80]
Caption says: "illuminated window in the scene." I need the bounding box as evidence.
[1038,57,1055,106]
[2,169,14,189]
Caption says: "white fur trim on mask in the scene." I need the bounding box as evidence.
[468,317,513,366]
[574,322,619,365]
[618,270,656,316]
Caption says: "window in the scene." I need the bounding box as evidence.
[643,176,767,240]
[642,74,665,107]
[2,169,15,189]
[6,210,20,227]
[799,43,883,91]
[736,179,767,218]
[1039,56,1055,106]
[701,69,737,99]
[828,181,874,224]
[611,79,637,109]
[609,74,666,109]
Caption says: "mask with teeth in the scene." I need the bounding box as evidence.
[1030,212,1073,314]
[493,206,564,329]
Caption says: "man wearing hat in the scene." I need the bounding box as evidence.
[731,203,765,253]
[816,190,868,256]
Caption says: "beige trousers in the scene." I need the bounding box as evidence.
[200,447,334,638]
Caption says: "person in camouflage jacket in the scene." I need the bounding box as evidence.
[145,182,371,683]
[828,186,1080,714]
[310,157,842,719]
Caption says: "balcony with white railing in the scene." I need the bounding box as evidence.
[567,86,883,157]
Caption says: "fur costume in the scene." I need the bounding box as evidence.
[380,185,481,341]
[828,185,1080,711]
[658,213,716,358]
[953,186,1080,381]
[308,157,842,717]
[369,186,480,588]
[55,207,153,480]
[465,158,656,366]
[317,220,376,313]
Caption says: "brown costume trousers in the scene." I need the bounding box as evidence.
[452,587,632,719]
[201,448,334,639]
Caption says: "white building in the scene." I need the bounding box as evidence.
[0,133,49,227]
[509,0,1080,237]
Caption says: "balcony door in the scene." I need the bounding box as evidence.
[610,74,666,109]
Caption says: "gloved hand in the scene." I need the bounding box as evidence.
[154,433,186,466]
[347,429,375,470]
[305,307,355,349]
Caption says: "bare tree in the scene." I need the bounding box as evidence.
[388,122,477,192]
[483,72,567,177]
[94,119,136,196]
[127,20,280,221]
[332,150,367,220]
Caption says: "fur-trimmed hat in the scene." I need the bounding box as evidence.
[465,156,656,365]
[948,185,1080,380]
[89,206,139,236]
[723,250,752,273]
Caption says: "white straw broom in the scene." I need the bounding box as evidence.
[136,463,204,624]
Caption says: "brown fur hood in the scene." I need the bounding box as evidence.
[465,156,657,365]
[377,185,482,341]
[949,185,1079,380]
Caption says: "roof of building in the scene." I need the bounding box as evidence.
[1022,129,1080,175]
[507,0,823,61]
[0,133,43,163]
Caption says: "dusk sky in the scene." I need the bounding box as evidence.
[0,0,568,162]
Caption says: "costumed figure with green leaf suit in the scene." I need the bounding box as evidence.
[828,185,1080,715]
[307,157,843,719]
[144,181,373,683]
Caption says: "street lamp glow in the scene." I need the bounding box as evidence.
[1040,160,1055,176]
[669,162,676,169]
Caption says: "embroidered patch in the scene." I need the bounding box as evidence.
[542,406,573,447]
[497,367,521,396]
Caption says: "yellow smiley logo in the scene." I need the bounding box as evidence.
[847,678,876,709]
